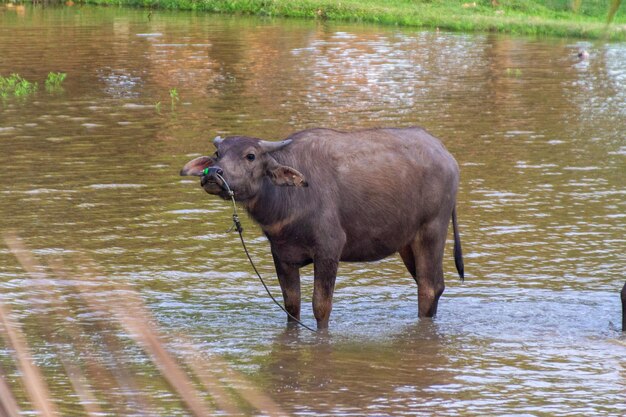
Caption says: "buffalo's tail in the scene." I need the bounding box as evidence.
[622,283,626,332]
[452,207,464,281]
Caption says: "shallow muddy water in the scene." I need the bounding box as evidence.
[1,4,625,416]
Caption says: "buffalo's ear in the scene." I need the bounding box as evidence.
[180,156,214,176]
[268,165,308,187]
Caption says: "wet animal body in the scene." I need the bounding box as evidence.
[181,127,464,329]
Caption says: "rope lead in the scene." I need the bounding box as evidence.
[232,214,243,233]
[215,174,317,333]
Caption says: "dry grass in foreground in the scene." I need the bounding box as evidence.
[0,232,287,416]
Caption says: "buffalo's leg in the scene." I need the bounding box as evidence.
[413,221,448,318]
[621,281,626,332]
[399,245,417,279]
[272,254,301,323]
[312,258,339,329]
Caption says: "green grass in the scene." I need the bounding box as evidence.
[0,73,38,99]
[1,73,68,103]
[169,87,179,110]
[82,0,626,40]
[44,71,67,92]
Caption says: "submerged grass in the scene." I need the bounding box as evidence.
[81,0,626,40]
[1,72,67,102]
[44,72,67,92]
[169,87,179,110]
[0,74,37,99]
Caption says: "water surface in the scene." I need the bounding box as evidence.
[1,5,625,416]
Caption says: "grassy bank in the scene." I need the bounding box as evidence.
[82,0,626,40]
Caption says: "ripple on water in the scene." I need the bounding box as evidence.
[86,183,146,189]
[21,188,77,194]
[122,103,155,109]
[167,209,217,215]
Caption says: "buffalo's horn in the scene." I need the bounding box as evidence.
[258,139,292,153]
[213,135,224,146]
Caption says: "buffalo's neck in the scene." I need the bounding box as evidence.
[244,180,295,229]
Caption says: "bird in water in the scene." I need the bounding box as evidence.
[577,49,589,60]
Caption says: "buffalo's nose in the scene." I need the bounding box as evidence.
[203,167,224,177]
[200,167,225,187]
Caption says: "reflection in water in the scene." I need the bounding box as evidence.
[261,323,455,416]
[1,5,625,416]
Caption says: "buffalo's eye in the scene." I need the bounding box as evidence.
[246,153,256,161]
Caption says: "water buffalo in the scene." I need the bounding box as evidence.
[181,127,464,329]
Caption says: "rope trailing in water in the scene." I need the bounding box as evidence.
[214,173,317,333]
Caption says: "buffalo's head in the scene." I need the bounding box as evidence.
[180,135,307,201]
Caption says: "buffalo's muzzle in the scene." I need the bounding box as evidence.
[203,167,224,178]
[200,167,224,188]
